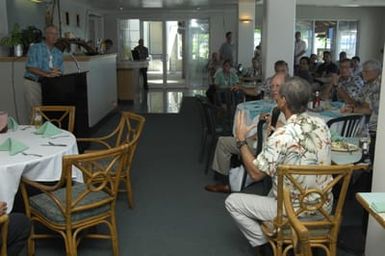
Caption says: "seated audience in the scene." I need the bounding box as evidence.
[207,52,221,85]
[315,51,338,79]
[206,59,239,105]
[336,51,347,67]
[225,77,332,254]
[205,73,288,193]
[342,59,382,163]
[233,60,288,99]
[323,58,364,104]
[352,56,362,77]
[309,53,320,75]
[295,56,314,84]
[0,201,30,256]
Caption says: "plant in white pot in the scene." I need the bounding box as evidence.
[0,24,23,57]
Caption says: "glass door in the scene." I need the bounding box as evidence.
[143,20,185,88]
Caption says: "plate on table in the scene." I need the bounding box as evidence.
[331,141,359,152]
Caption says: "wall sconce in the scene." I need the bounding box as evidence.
[240,18,253,24]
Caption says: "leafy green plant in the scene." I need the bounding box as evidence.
[0,24,23,47]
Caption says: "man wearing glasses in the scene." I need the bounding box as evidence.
[24,25,63,119]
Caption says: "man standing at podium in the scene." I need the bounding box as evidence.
[24,25,64,119]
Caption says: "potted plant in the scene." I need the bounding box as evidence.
[0,24,23,56]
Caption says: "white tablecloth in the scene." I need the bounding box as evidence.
[0,125,82,213]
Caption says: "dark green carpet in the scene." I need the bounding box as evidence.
[32,96,364,255]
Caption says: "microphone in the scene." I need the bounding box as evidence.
[70,53,81,73]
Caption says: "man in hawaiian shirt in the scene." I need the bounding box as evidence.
[225,77,332,252]
[24,25,63,118]
[342,59,382,162]
[327,58,364,104]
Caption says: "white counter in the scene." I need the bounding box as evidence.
[0,54,117,127]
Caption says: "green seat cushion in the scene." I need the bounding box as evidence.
[30,184,111,224]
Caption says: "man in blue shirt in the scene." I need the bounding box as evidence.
[24,25,63,119]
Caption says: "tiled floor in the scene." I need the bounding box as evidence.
[123,87,206,114]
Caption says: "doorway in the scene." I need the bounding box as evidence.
[143,20,185,88]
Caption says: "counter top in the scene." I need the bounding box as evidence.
[0,53,117,62]
[118,60,148,69]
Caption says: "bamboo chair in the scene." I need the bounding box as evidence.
[77,112,145,208]
[21,143,130,256]
[31,105,76,133]
[0,214,9,256]
[261,164,361,256]
[283,187,313,256]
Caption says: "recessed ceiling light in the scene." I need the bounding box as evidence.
[119,7,123,11]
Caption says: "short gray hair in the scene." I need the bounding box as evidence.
[363,59,382,74]
[279,77,312,114]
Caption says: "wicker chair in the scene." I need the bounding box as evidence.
[31,105,76,133]
[0,214,9,256]
[77,112,145,208]
[283,187,313,256]
[21,143,130,256]
[261,164,361,256]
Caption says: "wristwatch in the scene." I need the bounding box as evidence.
[236,140,248,149]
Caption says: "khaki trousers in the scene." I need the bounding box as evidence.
[24,79,41,121]
[211,136,256,175]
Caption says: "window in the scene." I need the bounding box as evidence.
[254,28,261,49]
[118,19,140,60]
[296,19,358,60]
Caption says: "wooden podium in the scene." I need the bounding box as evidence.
[40,72,88,137]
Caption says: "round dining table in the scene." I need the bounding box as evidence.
[0,125,82,213]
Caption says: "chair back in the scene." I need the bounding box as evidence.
[31,105,75,133]
[256,118,267,155]
[272,164,356,256]
[283,187,313,256]
[326,114,364,137]
[0,214,9,256]
[61,143,129,225]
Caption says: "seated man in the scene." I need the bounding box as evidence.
[0,201,31,256]
[234,60,288,99]
[205,73,288,193]
[323,58,364,104]
[295,56,314,84]
[341,59,382,163]
[315,51,338,81]
[225,77,332,254]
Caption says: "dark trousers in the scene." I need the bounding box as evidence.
[0,213,30,256]
[140,68,148,90]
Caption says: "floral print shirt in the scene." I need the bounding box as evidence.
[338,75,364,102]
[253,112,333,212]
[357,76,381,132]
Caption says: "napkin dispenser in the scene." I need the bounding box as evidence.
[0,112,8,133]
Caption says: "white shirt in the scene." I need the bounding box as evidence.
[294,39,307,65]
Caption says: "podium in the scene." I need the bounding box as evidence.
[40,72,88,136]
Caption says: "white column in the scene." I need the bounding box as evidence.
[365,42,385,256]
[0,0,9,56]
[237,0,255,67]
[262,0,295,78]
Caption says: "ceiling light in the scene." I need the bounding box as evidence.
[240,18,253,24]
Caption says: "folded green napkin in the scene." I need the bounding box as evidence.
[7,116,19,131]
[371,202,385,213]
[34,122,62,138]
[0,137,29,156]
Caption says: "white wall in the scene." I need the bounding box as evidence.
[6,0,45,31]
[364,41,385,256]
[296,6,385,62]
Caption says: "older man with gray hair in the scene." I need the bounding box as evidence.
[342,59,382,162]
[225,77,332,254]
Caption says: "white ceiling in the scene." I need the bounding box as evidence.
[67,0,385,12]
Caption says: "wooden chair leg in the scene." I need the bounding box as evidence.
[125,171,134,208]
[110,215,119,256]
[27,225,35,256]
[65,230,77,256]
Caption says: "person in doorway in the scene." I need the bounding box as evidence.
[24,24,63,119]
[294,31,307,71]
[134,39,149,90]
[219,32,235,66]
